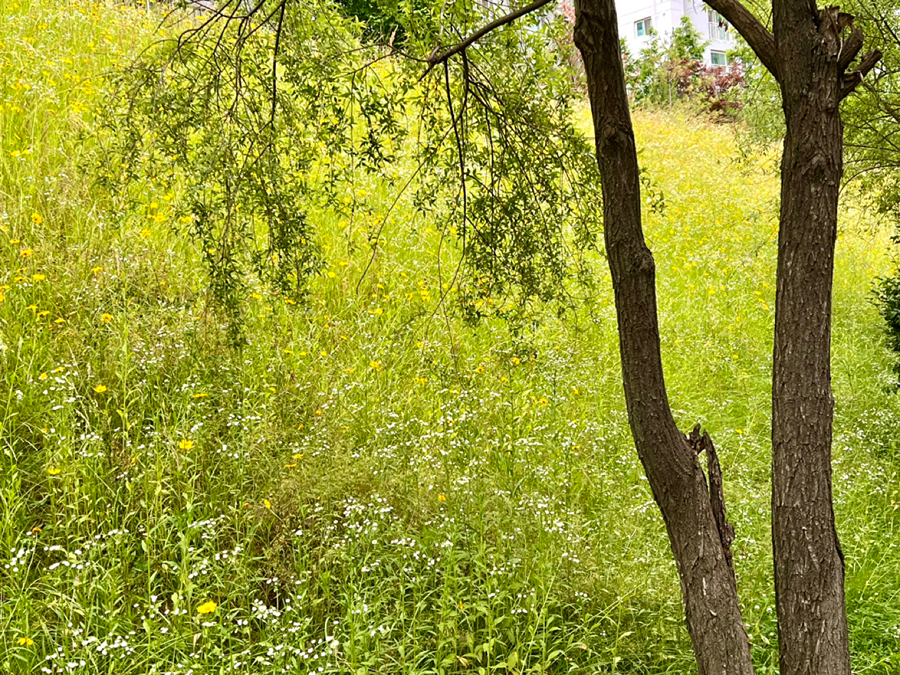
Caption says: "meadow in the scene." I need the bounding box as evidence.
[2,1,900,673]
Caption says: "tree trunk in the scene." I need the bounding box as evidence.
[573,2,754,673]
[771,3,850,673]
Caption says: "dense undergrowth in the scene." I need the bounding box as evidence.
[2,1,900,673]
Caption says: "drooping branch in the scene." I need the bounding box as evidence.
[704,0,780,80]
[422,0,555,76]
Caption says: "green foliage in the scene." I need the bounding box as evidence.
[335,0,426,43]
[671,15,707,62]
[874,269,900,386]
[101,0,600,338]
[731,34,782,148]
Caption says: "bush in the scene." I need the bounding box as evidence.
[875,269,900,385]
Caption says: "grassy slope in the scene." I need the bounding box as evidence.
[2,1,900,673]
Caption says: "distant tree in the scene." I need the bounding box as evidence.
[624,15,742,114]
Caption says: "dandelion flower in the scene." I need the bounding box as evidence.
[93,384,107,393]
[17,636,34,646]
[196,601,217,615]
[178,439,194,450]
[101,313,112,323]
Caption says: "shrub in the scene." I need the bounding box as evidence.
[875,269,900,385]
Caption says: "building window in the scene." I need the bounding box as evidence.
[707,10,732,41]
[635,18,651,37]
[710,51,728,66]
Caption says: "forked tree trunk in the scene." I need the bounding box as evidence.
[573,1,754,672]
[446,0,879,671]
[771,4,851,673]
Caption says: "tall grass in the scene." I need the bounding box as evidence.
[2,1,900,673]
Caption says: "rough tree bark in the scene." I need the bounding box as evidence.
[572,1,754,672]
[770,5,852,673]
[702,2,880,672]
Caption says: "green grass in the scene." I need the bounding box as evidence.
[2,1,900,673]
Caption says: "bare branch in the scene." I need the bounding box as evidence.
[837,25,864,73]
[841,50,883,100]
[422,0,554,78]
[704,0,780,80]
[687,424,736,569]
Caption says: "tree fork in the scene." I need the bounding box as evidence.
[573,1,753,672]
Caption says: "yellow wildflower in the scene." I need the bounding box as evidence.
[263,499,271,509]
[93,384,107,393]
[17,636,34,646]
[196,601,217,615]
[178,439,194,450]
[20,248,33,258]
[437,494,447,502]
[47,467,61,476]
[31,213,42,225]
[101,313,112,323]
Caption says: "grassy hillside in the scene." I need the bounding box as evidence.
[2,1,900,673]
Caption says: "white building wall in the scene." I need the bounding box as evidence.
[616,0,735,66]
